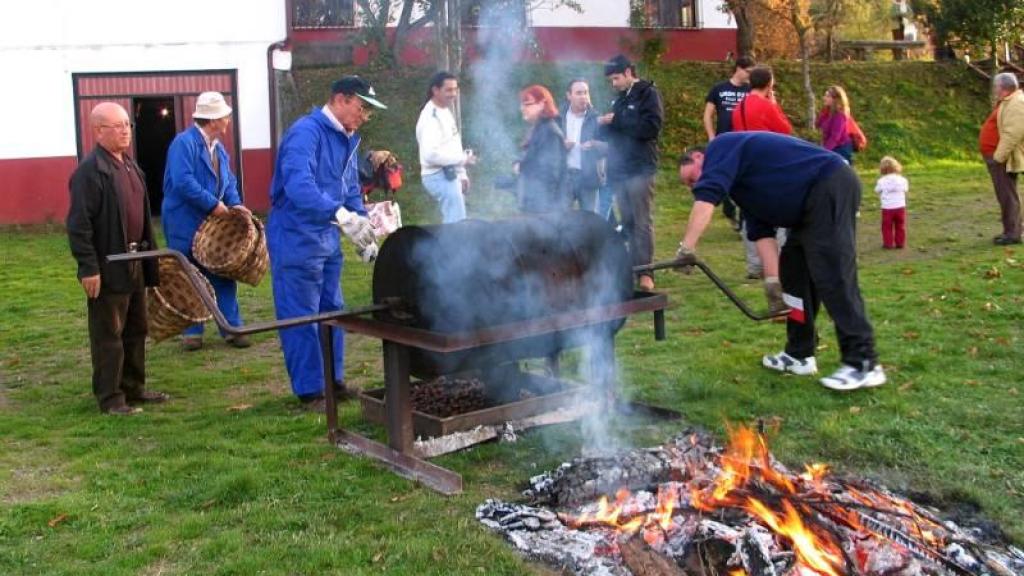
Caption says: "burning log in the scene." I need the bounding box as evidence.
[619,536,686,576]
[525,428,717,508]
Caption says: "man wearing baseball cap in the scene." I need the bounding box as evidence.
[162,91,252,351]
[267,75,385,410]
[598,54,664,292]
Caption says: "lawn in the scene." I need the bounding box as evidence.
[1,160,1022,575]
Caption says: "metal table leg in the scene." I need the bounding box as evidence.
[383,340,413,454]
[320,323,340,442]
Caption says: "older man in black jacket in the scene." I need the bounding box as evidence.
[598,55,664,291]
[560,78,605,212]
[67,102,167,414]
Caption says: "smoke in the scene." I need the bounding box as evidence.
[464,2,532,171]
[403,2,640,455]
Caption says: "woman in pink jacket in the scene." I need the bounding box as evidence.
[816,85,854,164]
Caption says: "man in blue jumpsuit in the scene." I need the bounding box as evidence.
[162,92,251,351]
[676,132,885,392]
[267,76,384,410]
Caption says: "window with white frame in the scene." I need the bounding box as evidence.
[644,0,698,29]
[292,0,355,29]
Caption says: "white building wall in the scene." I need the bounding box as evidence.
[0,0,286,160]
[529,0,735,29]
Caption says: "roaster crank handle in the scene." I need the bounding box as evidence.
[633,260,789,322]
[108,249,390,336]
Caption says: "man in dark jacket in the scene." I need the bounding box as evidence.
[560,79,604,212]
[599,55,664,291]
[676,132,885,392]
[67,102,168,414]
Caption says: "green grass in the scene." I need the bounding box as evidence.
[2,159,1022,575]
[2,60,1021,573]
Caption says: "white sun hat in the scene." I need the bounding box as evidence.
[193,92,233,120]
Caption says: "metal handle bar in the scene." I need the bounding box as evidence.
[107,249,390,336]
[633,260,789,322]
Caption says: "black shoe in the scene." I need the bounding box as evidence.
[127,390,169,405]
[332,382,358,402]
[182,336,203,352]
[225,334,252,349]
[994,236,1022,245]
[299,395,326,412]
[103,404,142,415]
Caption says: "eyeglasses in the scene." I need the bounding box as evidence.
[520,100,541,108]
[99,122,134,131]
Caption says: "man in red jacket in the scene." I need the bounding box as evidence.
[730,66,792,312]
[732,66,792,135]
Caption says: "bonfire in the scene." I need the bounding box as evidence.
[477,426,1023,576]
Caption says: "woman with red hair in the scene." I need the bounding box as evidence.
[515,84,569,213]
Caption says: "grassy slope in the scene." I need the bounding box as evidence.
[2,62,1021,574]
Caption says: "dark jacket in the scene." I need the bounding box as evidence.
[601,79,664,182]
[559,105,604,189]
[517,117,569,213]
[67,147,159,293]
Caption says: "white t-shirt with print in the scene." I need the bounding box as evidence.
[875,174,908,210]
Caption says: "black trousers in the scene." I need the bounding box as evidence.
[86,264,148,410]
[612,174,655,275]
[780,164,877,369]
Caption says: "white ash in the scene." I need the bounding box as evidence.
[476,500,629,576]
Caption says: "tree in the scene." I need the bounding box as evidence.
[761,0,817,128]
[722,0,757,57]
[810,0,845,62]
[353,0,438,68]
[911,0,1024,70]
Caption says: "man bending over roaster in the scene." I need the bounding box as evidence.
[675,131,885,392]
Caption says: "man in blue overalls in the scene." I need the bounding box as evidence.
[162,92,251,351]
[267,76,384,410]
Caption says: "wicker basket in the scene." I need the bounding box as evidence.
[147,257,216,342]
[235,217,269,286]
[192,209,268,286]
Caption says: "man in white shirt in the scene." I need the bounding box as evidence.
[560,79,604,213]
[415,71,476,223]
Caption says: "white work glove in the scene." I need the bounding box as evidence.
[357,242,378,263]
[335,207,377,255]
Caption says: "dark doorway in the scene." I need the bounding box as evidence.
[133,97,177,215]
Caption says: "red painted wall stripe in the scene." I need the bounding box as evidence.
[76,73,232,97]
[0,149,273,225]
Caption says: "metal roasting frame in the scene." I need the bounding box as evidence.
[109,249,785,494]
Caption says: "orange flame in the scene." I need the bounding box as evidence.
[566,485,678,536]
[745,498,845,576]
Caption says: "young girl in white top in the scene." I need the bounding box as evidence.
[876,156,908,249]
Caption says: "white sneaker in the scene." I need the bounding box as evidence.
[762,352,818,375]
[820,365,886,391]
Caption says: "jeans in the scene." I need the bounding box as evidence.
[597,183,616,222]
[422,170,466,223]
[184,265,242,338]
[567,169,598,213]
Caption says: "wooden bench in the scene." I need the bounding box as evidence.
[839,40,926,61]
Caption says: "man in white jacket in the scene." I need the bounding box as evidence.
[416,71,476,223]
